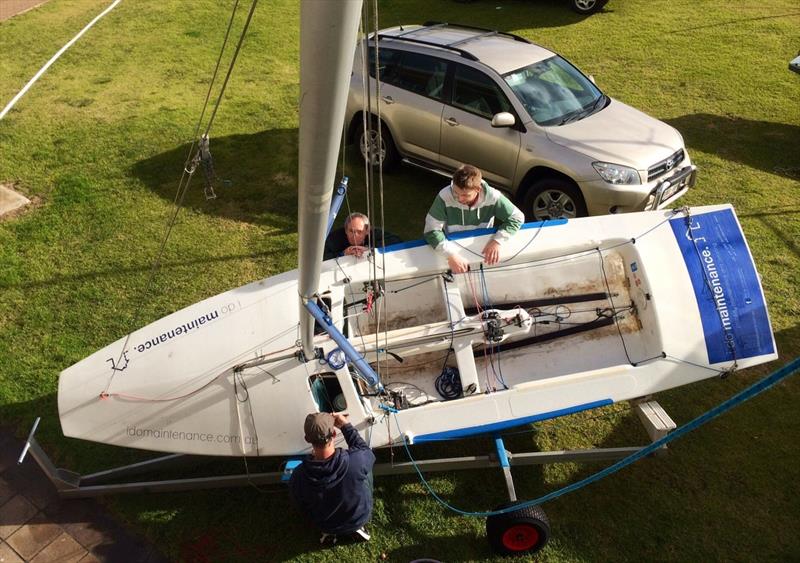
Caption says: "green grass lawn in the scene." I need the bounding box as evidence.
[1,0,799,560]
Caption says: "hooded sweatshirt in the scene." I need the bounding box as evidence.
[289,423,376,535]
[423,180,524,255]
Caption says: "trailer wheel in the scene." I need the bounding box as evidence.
[486,503,550,556]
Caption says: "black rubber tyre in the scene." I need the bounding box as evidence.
[486,503,551,556]
[569,0,608,14]
[356,119,399,170]
[522,177,587,221]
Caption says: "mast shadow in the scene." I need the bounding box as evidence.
[131,128,300,231]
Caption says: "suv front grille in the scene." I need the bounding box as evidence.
[647,149,685,182]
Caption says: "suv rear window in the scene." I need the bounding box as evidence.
[452,64,513,119]
[367,47,402,82]
[368,47,447,101]
[392,52,447,100]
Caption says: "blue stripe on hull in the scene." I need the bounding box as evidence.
[412,399,613,443]
[379,219,567,254]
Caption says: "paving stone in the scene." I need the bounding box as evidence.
[0,478,13,507]
[30,533,86,563]
[90,535,162,563]
[6,513,63,560]
[43,498,94,523]
[0,431,167,561]
[49,503,115,550]
[0,436,21,474]
[2,463,58,511]
[0,540,24,563]
[0,495,38,540]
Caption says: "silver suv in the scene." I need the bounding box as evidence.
[346,23,696,220]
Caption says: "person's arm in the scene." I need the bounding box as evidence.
[423,194,455,255]
[340,423,371,452]
[491,194,524,244]
[336,418,376,471]
[425,194,470,272]
[333,413,370,452]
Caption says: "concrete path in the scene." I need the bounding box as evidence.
[0,428,166,562]
[0,185,30,217]
[0,1,48,22]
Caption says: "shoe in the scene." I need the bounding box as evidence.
[320,533,337,547]
[351,527,370,542]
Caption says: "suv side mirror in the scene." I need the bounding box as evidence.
[588,75,596,84]
[491,112,516,128]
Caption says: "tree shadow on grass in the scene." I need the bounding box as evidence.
[130,128,300,232]
[129,126,444,243]
[665,114,800,181]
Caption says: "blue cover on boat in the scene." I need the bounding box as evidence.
[669,208,773,363]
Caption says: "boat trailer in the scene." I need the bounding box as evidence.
[20,399,675,500]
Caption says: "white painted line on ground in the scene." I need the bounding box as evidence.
[0,0,122,121]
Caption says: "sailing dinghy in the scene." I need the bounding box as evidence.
[58,203,777,456]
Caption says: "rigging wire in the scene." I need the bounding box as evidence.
[103,0,258,395]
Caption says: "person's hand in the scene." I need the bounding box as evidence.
[447,254,470,274]
[332,412,349,428]
[482,240,501,265]
[344,245,368,258]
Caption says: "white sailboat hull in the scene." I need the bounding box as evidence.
[58,204,777,456]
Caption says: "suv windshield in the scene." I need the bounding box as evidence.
[504,56,604,126]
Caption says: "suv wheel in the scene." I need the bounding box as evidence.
[356,120,398,169]
[570,0,608,14]
[523,178,587,221]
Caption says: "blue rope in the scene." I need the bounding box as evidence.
[390,356,800,518]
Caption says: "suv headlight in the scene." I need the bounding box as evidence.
[592,162,641,185]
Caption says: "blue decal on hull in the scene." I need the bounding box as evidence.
[379,219,567,254]
[413,399,613,443]
[669,209,773,363]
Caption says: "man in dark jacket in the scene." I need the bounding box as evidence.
[289,412,376,545]
[324,212,402,260]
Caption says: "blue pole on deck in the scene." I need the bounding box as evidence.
[326,177,349,238]
[304,299,381,389]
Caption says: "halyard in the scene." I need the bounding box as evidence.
[1,0,798,560]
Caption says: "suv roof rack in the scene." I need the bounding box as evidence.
[421,21,532,45]
[375,33,479,61]
[374,22,532,62]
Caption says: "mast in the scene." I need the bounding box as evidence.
[297,0,363,359]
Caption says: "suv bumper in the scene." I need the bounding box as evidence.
[645,165,697,210]
[581,163,697,215]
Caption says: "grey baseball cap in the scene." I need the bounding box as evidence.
[304,412,335,444]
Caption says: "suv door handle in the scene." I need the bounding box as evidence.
[445,117,459,126]
[381,96,394,104]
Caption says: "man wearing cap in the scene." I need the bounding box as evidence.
[289,412,376,545]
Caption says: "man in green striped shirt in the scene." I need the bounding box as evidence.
[424,165,524,273]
